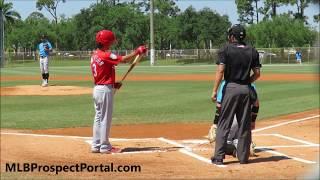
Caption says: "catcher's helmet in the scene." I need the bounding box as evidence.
[95,30,116,48]
[227,24,246,41]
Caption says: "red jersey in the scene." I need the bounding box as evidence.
[90,49,123,85]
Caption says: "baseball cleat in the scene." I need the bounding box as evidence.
[100,147,122,154]
[91,148,100,153]
[211,157,223,165]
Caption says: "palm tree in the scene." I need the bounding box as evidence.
[0,0,21,67]
[0,0,21,25]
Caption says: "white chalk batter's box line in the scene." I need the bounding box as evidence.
[1,114,319,167]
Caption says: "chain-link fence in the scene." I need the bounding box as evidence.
[3,47,319,66]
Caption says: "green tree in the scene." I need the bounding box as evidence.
[56,16,77,50]
[177,6,231,49]
[73,3,148,50]
[0,0,21,59]
[261,0,290,18]
[197,8,231,48]
[152,0,180,49]
[36,0,66,49]
[0,0,21,40]
[236,0,253,24]
[0,0,21,25]
[236,0,261,24]
[177,6,199,48]
[25,12,54,51]
[288,0,320,23]
[36,0,65,25]
[247,14,316,47]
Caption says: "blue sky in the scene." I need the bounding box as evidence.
[7,0,320,29]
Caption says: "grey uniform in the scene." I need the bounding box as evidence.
[92,85,114,152]
[212,42,261,163]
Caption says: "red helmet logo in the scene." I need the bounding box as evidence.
[96,30,116,47]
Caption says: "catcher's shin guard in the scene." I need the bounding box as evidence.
[213,105,221,124]
[251,105,259,122]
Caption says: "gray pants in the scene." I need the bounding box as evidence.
[213,83,252,162]
[39,56,49,74]
[92,85,114,152]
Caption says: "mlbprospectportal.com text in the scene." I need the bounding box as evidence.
[5,162,142,174]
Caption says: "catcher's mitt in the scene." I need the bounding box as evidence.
[250,142,256,157]
[207,124,217,143]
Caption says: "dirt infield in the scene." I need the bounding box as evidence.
[1,109,319,179]
[1,73,319,82]
[1,85,92,96]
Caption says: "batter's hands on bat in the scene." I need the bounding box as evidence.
[114,82,122,89]
[211,91,217,102]
[135,45,147,55]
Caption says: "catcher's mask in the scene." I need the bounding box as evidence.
[96,30,117,50]
[227,24,246,42]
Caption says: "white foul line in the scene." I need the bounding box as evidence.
[272,134,319,146]
[0,132,156,142]
[158,137,226,168]
[257,148,316,164]
[253,115,319,132]
[255,144,319,149]
[1,132,90,139]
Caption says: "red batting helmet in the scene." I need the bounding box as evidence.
[95,30,116,48]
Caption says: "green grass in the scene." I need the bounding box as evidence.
[1,61,319,129]
[1,60,319,77]
[1,80,319,129]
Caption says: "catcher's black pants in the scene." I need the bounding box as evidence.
[213,83,252,163]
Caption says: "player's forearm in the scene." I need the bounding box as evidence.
[213,65,224,93]
[121,51,137,62]
[250,68,260,83]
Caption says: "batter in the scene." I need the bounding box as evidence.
[90,29,147,153]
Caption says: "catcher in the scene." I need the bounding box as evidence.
[208,80,259,156]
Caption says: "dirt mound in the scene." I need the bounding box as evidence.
[1,85,92,96]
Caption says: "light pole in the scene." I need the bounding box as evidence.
[150,0,155,66]
[0,9,4,68]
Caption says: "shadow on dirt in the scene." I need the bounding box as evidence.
[121,146,181,152]
[224,148,290,165]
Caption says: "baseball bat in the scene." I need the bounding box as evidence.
[114,54,143,94]
[120,54,142,82]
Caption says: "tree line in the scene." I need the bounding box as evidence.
[1,0,318,53]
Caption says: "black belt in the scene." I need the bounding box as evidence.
[40,56,47,58]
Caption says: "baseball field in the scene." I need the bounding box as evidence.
[0,60,319,179]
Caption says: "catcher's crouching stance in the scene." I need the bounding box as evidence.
[208,80,259,157]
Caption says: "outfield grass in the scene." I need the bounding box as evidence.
[0,62,319,129]
[1,59,319,77]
